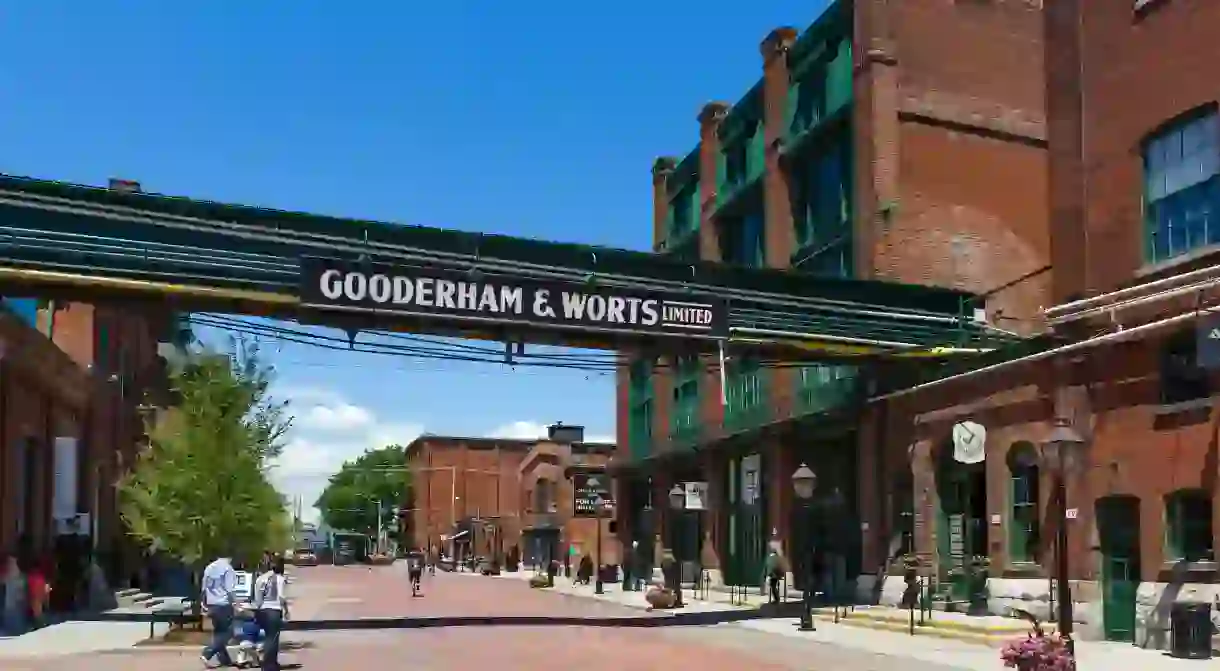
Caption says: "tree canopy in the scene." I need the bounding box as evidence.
[118,338,292,567]
[315,444,409,541]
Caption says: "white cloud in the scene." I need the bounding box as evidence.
[488,420,613,444]
[269,386,423,524]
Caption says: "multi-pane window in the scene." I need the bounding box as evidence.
[628,359,654,457]
[671,355,700,442]
[792,136,852,278]
[1145,110,1220,263]
[1008,445,1040,564]
[720,211,765,267]
[1164,489,1213,562]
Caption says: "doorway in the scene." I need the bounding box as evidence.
[936,447,988,601]
[1096,495,1141,642]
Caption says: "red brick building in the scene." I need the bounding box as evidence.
[860,0,1220,647]
[615,0,1047,603]
[404,424,616,568]
[0,178,177,587]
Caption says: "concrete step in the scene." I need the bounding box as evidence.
[808,605,1052,648]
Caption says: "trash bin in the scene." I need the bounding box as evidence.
[1170,601,1213,660]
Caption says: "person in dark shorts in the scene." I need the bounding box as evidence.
[406,549,424,594]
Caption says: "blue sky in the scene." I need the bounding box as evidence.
[0,0,828,519]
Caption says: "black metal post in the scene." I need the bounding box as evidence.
[1055,469,1074,655]
[595,511,604,595]
[799,501,815,632]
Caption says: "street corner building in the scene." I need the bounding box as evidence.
[612,0,1051,628]
[402,423,620,569]
[613,0,1220,651]
[0,191,184,589]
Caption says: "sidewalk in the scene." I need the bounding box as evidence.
[0,621,169,660]
[480,570,1208,670]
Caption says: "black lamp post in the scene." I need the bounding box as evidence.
[792,463,817,632]
[591,479,615,595]
[668,484,686,607]
[1042,417,1085,656]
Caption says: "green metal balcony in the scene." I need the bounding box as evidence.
[795,365,856,416]
[723,367,770,433]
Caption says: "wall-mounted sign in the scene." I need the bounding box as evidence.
[300,257,729,339]
[572,473,613,518]
[683,482,708,511]
[951,421,986,464]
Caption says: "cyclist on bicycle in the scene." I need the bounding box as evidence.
[406,549,424,594]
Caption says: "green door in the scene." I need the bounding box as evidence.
[725,453,766,588]
[1097,496,1140,642]
[1102,557,1138,642]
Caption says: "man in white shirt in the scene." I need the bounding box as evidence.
[253,556,289,671]
[199,554,237,668]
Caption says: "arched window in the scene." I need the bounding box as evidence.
[1164,489,1213,562]
[1007,442,1040,564]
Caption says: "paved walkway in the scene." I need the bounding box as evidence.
[0,621,170,660]
[479,569,1210,671]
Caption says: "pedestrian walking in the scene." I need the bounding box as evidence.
[253,556,289,671]
[199,552,238,668]
[1,554,27,635]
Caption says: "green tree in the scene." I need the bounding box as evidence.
[118,340,292,571]
[315,444,409,542]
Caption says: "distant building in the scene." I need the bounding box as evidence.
[403,424,616,567]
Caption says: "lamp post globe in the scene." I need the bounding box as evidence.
[792,463,817,500]
[668,484,685,510]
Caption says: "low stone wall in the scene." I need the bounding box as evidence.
[1134,581,1220,650]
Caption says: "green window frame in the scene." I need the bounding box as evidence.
[671,355,701,444]
[795,364,854,415]
[628,359,654,458]
[791,132,853,278]
[724,355,765,430]
[1164,489,1214,562]
[667,180,700,241]
[1007,444,1040,564]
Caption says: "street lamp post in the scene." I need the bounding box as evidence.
[792,464,817,632]
[1042,417,1085,656]
[668,484,686,608]
[593,493,615,595]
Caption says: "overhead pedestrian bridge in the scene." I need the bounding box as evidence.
[0,174,1014,361]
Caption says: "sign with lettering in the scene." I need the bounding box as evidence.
[572,473,613,518]
[300,257,729,339]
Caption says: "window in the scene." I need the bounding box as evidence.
[533,479,557,514]
[1164,489,1213,562]
[725,354,764,428]
[1145,110,1220,264]
[792,135,853,277]
[1159,329,1210,404]
[1007,443,1041,564]
[671,355,700,442]
[668,181,699,239]
[628,359,654,457]
[720,211,765,267]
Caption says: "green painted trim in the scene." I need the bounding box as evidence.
[789,0,850,66]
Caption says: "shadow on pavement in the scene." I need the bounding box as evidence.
[283,605,798,631]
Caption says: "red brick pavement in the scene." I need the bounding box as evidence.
[6,567,966,671]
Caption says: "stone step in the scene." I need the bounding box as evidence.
[810,605,1050,638]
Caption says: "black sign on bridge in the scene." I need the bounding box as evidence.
[572,473,613,518]
[298,257,729,340]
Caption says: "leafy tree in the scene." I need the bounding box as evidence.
[118,340,292,572]
[315,444,409,542]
